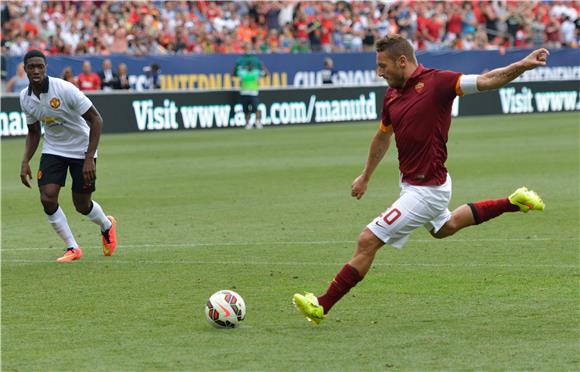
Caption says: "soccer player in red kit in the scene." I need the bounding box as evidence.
[293,34,547,324]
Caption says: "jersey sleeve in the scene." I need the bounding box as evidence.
[65,82,93,115]
[379,90,392,132]
[435,70,463,99]
[19,91,37,125]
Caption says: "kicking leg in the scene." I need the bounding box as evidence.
[432,187,545,239]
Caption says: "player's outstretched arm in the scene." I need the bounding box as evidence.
[352,126,393,200]
[476,48,549,91]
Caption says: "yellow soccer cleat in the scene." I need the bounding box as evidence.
[292,292,324,325]
[508,187,545,213]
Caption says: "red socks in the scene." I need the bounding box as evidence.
[468,198,519,224]
[317,264,362,314]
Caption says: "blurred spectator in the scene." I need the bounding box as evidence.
[1,43,7,87]
[530,14,546,48]
[5,62,29,93]
[475,25,490,49]
[98,59,117,91]
[308,18,322,52]
[320,57,337,85]
[77,61,101,91]
[111,28,128,53]
[482,2,499,42]
[545,14,562,48]
[396,4,416,39]
[461,2,478,36]
[279,23,295,52]
[112,63,130,90]
[61,66,77,86]
[462,33,476,50]
[560,16,577,47]
[362,27,376,51]
[143,63,161,90]
[8,35,29,56]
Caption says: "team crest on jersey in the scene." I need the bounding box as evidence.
[415,82,425,93]
[49,97,61,109]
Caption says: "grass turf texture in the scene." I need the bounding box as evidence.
[1,113,578,371]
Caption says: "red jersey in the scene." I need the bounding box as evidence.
[380,65,463,186]
[77,72,101,91]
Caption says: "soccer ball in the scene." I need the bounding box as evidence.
[205,290,246,328]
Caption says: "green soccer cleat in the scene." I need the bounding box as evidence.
[508,187,545,213]
[292,292,324,325]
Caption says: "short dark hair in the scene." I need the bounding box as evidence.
[23,49,46,65]
[375,35,417,64]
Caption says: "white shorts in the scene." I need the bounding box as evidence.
[367,174,453,249]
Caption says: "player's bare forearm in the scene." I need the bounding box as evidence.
[362,129,392,180]
[352,129,391,199]
[477,48,549,91]
[82,106,103,159]
[476,62,527,91]
[22,122,41,164]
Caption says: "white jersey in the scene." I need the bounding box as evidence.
[19,76,95,159]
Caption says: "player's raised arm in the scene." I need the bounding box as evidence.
[351,125,393,200]
[476,48,549,91]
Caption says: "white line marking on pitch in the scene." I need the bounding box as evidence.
[1,259,578,269]
[1,237,573,252]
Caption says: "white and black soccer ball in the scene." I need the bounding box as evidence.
[205,290,246,328]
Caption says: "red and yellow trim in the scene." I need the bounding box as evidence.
[455,74,464,97]
[379,121,392,133]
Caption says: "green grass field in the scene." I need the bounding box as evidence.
[2,112,579,371]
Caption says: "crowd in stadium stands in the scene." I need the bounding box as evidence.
[2,0,579,58]
[1,1,579,92]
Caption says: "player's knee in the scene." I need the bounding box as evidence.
[74,202,91,215]
[432,219,459,239]
[72,198,91,214]
[356,229,383,256]
[40,194,58,213]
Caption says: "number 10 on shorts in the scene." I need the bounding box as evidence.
[382,208,401,225]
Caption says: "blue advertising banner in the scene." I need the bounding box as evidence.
[6,49,579,91]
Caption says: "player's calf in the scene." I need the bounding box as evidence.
[431,205,474,239]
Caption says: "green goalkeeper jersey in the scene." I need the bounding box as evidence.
[238,68,262,96]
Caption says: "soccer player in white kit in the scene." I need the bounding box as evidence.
[19,50,117,262]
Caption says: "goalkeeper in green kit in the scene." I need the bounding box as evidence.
[236,62,268,129]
